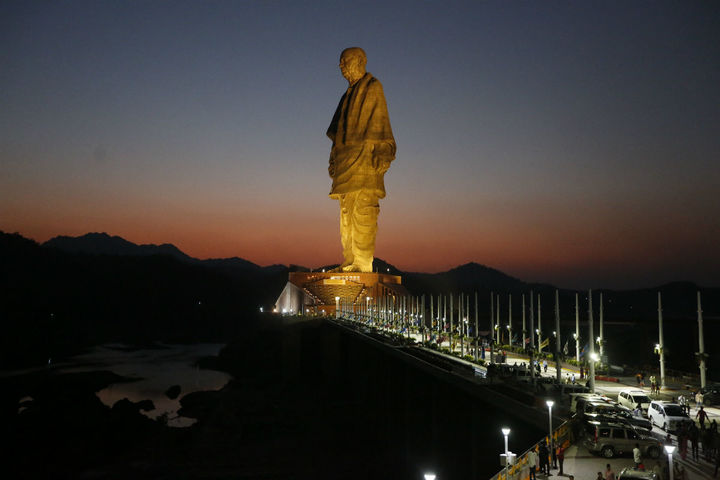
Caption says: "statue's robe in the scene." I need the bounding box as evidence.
[327,72,396,199]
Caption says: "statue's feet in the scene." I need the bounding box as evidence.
[341,264,362,272]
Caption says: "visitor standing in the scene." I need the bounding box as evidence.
[689,423,700,461]
[605,464,616,480]
[539,441,550,475]
[527,446,538,480]
[696,391,704,409]
[556,444,565,475]
[633,443,642,469]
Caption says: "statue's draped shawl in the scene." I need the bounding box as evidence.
[327,72,396,198]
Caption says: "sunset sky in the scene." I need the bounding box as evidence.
[2,1,719,289]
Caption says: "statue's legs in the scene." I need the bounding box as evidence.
[339,190,379,272]
[339,194,355,269]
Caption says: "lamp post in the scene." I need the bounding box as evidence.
[574,293,580,363]
[665,445,675,480]
[658,292,666,389]
[546,400,554,446]
[502,427,511,480]
[588,289,596,393]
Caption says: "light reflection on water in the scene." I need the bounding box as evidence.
[62,343,231,428]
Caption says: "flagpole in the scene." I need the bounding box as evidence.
[522,294,526,349]
[575,293,580,363]
[474,291,479,361]
[555,289,561,383]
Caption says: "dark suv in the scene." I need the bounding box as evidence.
[700,384,720,406]
[584,421,662,459]
[585,406,652,431]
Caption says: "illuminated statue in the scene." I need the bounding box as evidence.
[327,47,396,273]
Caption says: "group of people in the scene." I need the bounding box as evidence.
[526,441,565,479]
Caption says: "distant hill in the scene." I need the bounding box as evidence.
[45,232,195,262]
[403,262,531,294]
[2,230,719,374]
[36,232,720,319]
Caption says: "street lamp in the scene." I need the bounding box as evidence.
[546,400,554,448]
[502,427,511,480]
[665,445,675,480]
[424,474,436,480]
[335,296,340,319]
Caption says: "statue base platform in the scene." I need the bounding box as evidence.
[274,271,407,316]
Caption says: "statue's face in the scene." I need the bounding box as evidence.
[339,52,364,83]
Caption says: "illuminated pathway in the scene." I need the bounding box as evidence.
[338,316,718,480]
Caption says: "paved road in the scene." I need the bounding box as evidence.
[497,351,719,479]
[347,321,718,478]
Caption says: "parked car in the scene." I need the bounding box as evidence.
[647,401,693,432]
[570,393,613,415]
[700,383,720,406]
[617,467,660,480]
[584,421,663,459]
[585,405,653,431]
[618,389,651,414]
[574,398,619,422]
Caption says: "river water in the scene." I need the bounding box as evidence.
[59,343,231,427]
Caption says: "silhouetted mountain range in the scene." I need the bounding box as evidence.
[25,231,720,318]
[44,232,286,275]
[2,230,718,372]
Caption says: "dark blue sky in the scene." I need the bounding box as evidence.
[2,1,719,289]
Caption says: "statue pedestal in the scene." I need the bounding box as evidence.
[275,271,406,316]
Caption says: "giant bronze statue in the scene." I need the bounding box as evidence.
[327,47,396,273]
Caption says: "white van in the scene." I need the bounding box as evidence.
[647,401,693,432]
[617,389,651,414]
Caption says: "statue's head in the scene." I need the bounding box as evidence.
[339,47,367,85]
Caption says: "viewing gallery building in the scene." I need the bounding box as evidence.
[274,271,408,316]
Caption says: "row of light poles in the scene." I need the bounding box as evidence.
[336,288,710,394]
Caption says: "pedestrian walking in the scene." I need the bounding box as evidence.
[679,395,687,415]
[580,365,584,379]
[633,443,642,469]
[551,441,557,469]
[556,444,565,475]
[636,372,642,385]
[696,391,704,408]
[697,406,709,429]
[571,372,576,384]
[605,464,616,480]
[543,359,548,373]
[527,446,538,480]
